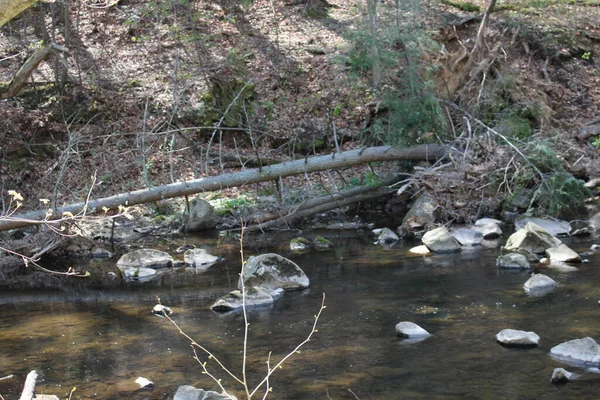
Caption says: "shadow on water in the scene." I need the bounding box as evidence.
[0,232,600,399]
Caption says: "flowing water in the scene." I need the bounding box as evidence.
[1,231,600,400]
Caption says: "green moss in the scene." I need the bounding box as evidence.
[202,77,256,127]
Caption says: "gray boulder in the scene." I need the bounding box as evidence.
[496,329,540,347]
[496,253,530,269]
[399,192,440,238]
[546,261,579,273]
[589,212,600,231]
[505,222,562,254]
[91,247,113,259]
[569,220,592,237]
[476,222,503,239]
[174,385,237,400]
[550,337,600,366]
[523,274,557,296]
[373,227,399,245]
[211,287,278,312]
[514,217,571,237]
[422,227,461,253]
[395,321,430,338]
[184,249,219,271]
[183,197,217,232]
[239,253,309,291]
[452,228,483,246]
[545,244,581,263]
[116,249,173,271]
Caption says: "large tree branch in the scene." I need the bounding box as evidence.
[0,144,445,232]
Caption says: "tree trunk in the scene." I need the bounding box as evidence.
[0,42,68,99]
[0,144,445,232]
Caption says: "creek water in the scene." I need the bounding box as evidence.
[1,230,599,400]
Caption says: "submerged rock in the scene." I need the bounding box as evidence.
[373,227,399,245]
[496,329,540,347]
[496,253,530,269]
[523,274,557,296]
[569,220,591,237]
[514,217,571,237]
[211,287,277,312]
[452,228,483,246]
[184,248,219,271]
[174,385,237,400]
[313,235,333,250]
[91,247,113,259]
[395,321,430,338]
[545,244,581,263]
[116,249,173,271]
[551,367,577,384]
[546,261,579,273]
[290,237,310,252]
[550,337,600,366]
[475,218,503,226]
[182,197,217,232]
[121,267,157,282]
[239,253,309,292]
[505,222,562,254]
[422,227,461,253]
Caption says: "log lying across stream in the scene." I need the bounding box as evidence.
[0,144,445,232]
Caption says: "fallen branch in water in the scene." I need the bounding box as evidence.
[18,370,37,400]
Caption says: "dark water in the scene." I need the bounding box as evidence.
[1,231,600,400]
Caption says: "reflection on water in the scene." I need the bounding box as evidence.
[1,232,599,399]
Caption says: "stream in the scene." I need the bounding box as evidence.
[1,230,599,399]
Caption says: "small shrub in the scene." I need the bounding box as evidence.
[532,172,591,217]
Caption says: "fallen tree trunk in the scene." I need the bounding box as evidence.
[0,43,68,99]
[246,175,403,229]
[0,144,445,232]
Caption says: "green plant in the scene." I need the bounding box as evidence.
[592,136,600,148]
[532,172,591,217]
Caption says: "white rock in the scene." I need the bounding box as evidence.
[152,304,173,317]
[523,274,557,296]
[211,287,275,312]
[505,222,562,254]
[184,248,219,271]
[422,227,461,253]
[135,377,154,389]
[496,329,540,347]
[475,218,503,226]
[547,261,579,273]
[374,227,399,245]
[545,244,581,263]
[122,267,157,282]
[239,253,309,292]
[174,385,237,400]
[551,368,577,383]
[591,244,600,251]
[550,337,600,366]
[409,245,431,255]
[395,321,430,338]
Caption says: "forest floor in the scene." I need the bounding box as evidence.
[0,0,599,229]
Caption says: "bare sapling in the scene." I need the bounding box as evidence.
[159,224,326,399]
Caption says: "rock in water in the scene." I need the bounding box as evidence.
[399,192,440,238]
[523,274,557,296]
[174,385,237,400]
[476,222,503,239]
[514,217,571,237]
[409,245,431,255]
[395,321,430,338]
[422,227,461,253]
[290,237,310,252]
[211,287,277,312]
[545,244,581,263]
[505,222,562,254]
[452,228,483,246]
[550,337,600,366]
[135,377,154,389]
[551,368,576,383]
[313,235,333,250]
[496,329,540,347]
[496,253,530,269]
[182,197,217,232]
[373,228,399,245]
[239,253,309,291]
[152,304,173,317]
[116,249,173,271]
[184,248,219,270]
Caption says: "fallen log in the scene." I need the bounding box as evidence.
[0,144,445,232]
[19,370,37,400]
[246,175,404,229]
